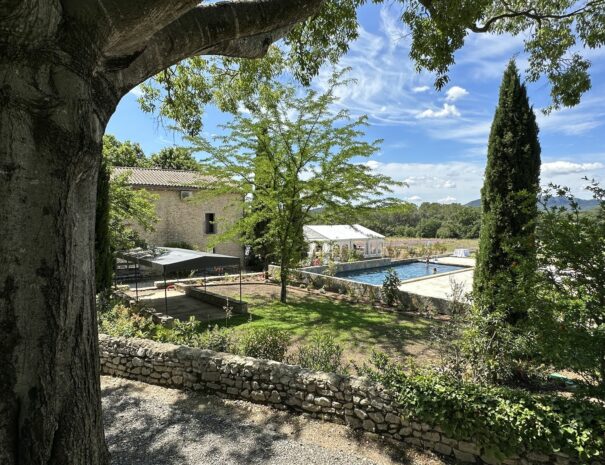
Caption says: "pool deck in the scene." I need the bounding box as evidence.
[398,256,475,301]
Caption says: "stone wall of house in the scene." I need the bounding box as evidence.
[99,334,587,465]
[134,189,243,259]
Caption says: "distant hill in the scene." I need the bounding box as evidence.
[465,199,482,208]
[466,197,600,210]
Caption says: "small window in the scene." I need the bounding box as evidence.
[180,190,193,200]
[205,213,216,234]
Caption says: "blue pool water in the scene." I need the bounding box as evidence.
[336,262,467,285]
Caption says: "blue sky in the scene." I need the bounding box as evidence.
[107,3,605,204]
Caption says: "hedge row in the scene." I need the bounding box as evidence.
[363,353,605,463]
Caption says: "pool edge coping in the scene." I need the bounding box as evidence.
[334,260,474,287]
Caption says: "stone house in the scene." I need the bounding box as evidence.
[113,167,243,259]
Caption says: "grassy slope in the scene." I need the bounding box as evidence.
[208,285,440,365]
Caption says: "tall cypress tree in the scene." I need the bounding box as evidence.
[473,60,541,325]
[95,160,113,294]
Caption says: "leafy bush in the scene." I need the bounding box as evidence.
[382,268,401,306]
[197,324,233,352]
[325,259,337,276]
[532,182,605,391]
[99,304,157,338]
[289,332,348,374]
[359,352,605,463]
[236,327,290,362]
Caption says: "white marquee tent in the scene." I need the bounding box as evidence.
[303,224,385,260]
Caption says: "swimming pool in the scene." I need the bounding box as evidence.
[336,262,468,285]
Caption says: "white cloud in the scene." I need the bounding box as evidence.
[425,120,492,146]
[364,160,484,203]
[128,85,144,97]
[536,98,605,136]
[542,161,605,176]
[438,196,457,204]
[417,103,461,119]
[413,85,430,93]
[445,86,469,102]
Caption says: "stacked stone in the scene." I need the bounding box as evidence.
[99,335,598,465]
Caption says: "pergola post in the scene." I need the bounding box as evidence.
[134,258,139,302]
[163,271,168,313]
[239,264,242,303]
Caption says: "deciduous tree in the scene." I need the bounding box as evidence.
[0,2,325,463]
[150,146,200,170]
[140,0,605,135]
[533,181,605,392]
[192,74,399,302]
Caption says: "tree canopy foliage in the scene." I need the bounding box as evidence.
[149,146,201,170]
[94,136,158,289]
[336,202,482,239]
[139,0,605,135]
[191,73,400,302]
[532,180,605,391]
[102,134,149,167]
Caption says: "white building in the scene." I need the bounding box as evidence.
[304,224,385,261]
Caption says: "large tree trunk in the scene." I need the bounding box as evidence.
[0,1,322,463]
[0,52,114,465]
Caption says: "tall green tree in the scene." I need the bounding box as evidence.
[95,160,113,294]
[193,74,400,302]
[533,181,605,392]
[95,138,158,296]
[102,134,149,167]
[474,60,541,323]
[150,146,200,170]
[470,60,541,384]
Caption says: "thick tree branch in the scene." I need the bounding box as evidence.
[470,0,605,33]
[100,0,200,57]
[108,0,323,94]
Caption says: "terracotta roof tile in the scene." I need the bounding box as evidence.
[111,167,213,189]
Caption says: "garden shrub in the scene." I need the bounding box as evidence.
[360,352,605,463]
[325,259,337,276]
[99,304,155,338]
[289,332,348,374]
[196,324,233,352]
[382,268,401,306]
[236,327,290,362]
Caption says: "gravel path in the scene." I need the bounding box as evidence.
[102,376,450,465]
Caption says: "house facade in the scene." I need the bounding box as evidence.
[113,167,243,259]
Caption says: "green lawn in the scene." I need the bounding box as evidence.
[207,284,441,365]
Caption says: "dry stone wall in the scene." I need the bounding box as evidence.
[99,334,587,465]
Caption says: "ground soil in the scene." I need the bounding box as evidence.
[102,376,452,465]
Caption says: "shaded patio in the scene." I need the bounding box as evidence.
[117,247,246,319]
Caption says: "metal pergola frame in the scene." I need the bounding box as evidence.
[116,247,242,313]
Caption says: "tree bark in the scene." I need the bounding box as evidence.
[280,264,289,303]
[0,50,117,462]
[0,1,321,463]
